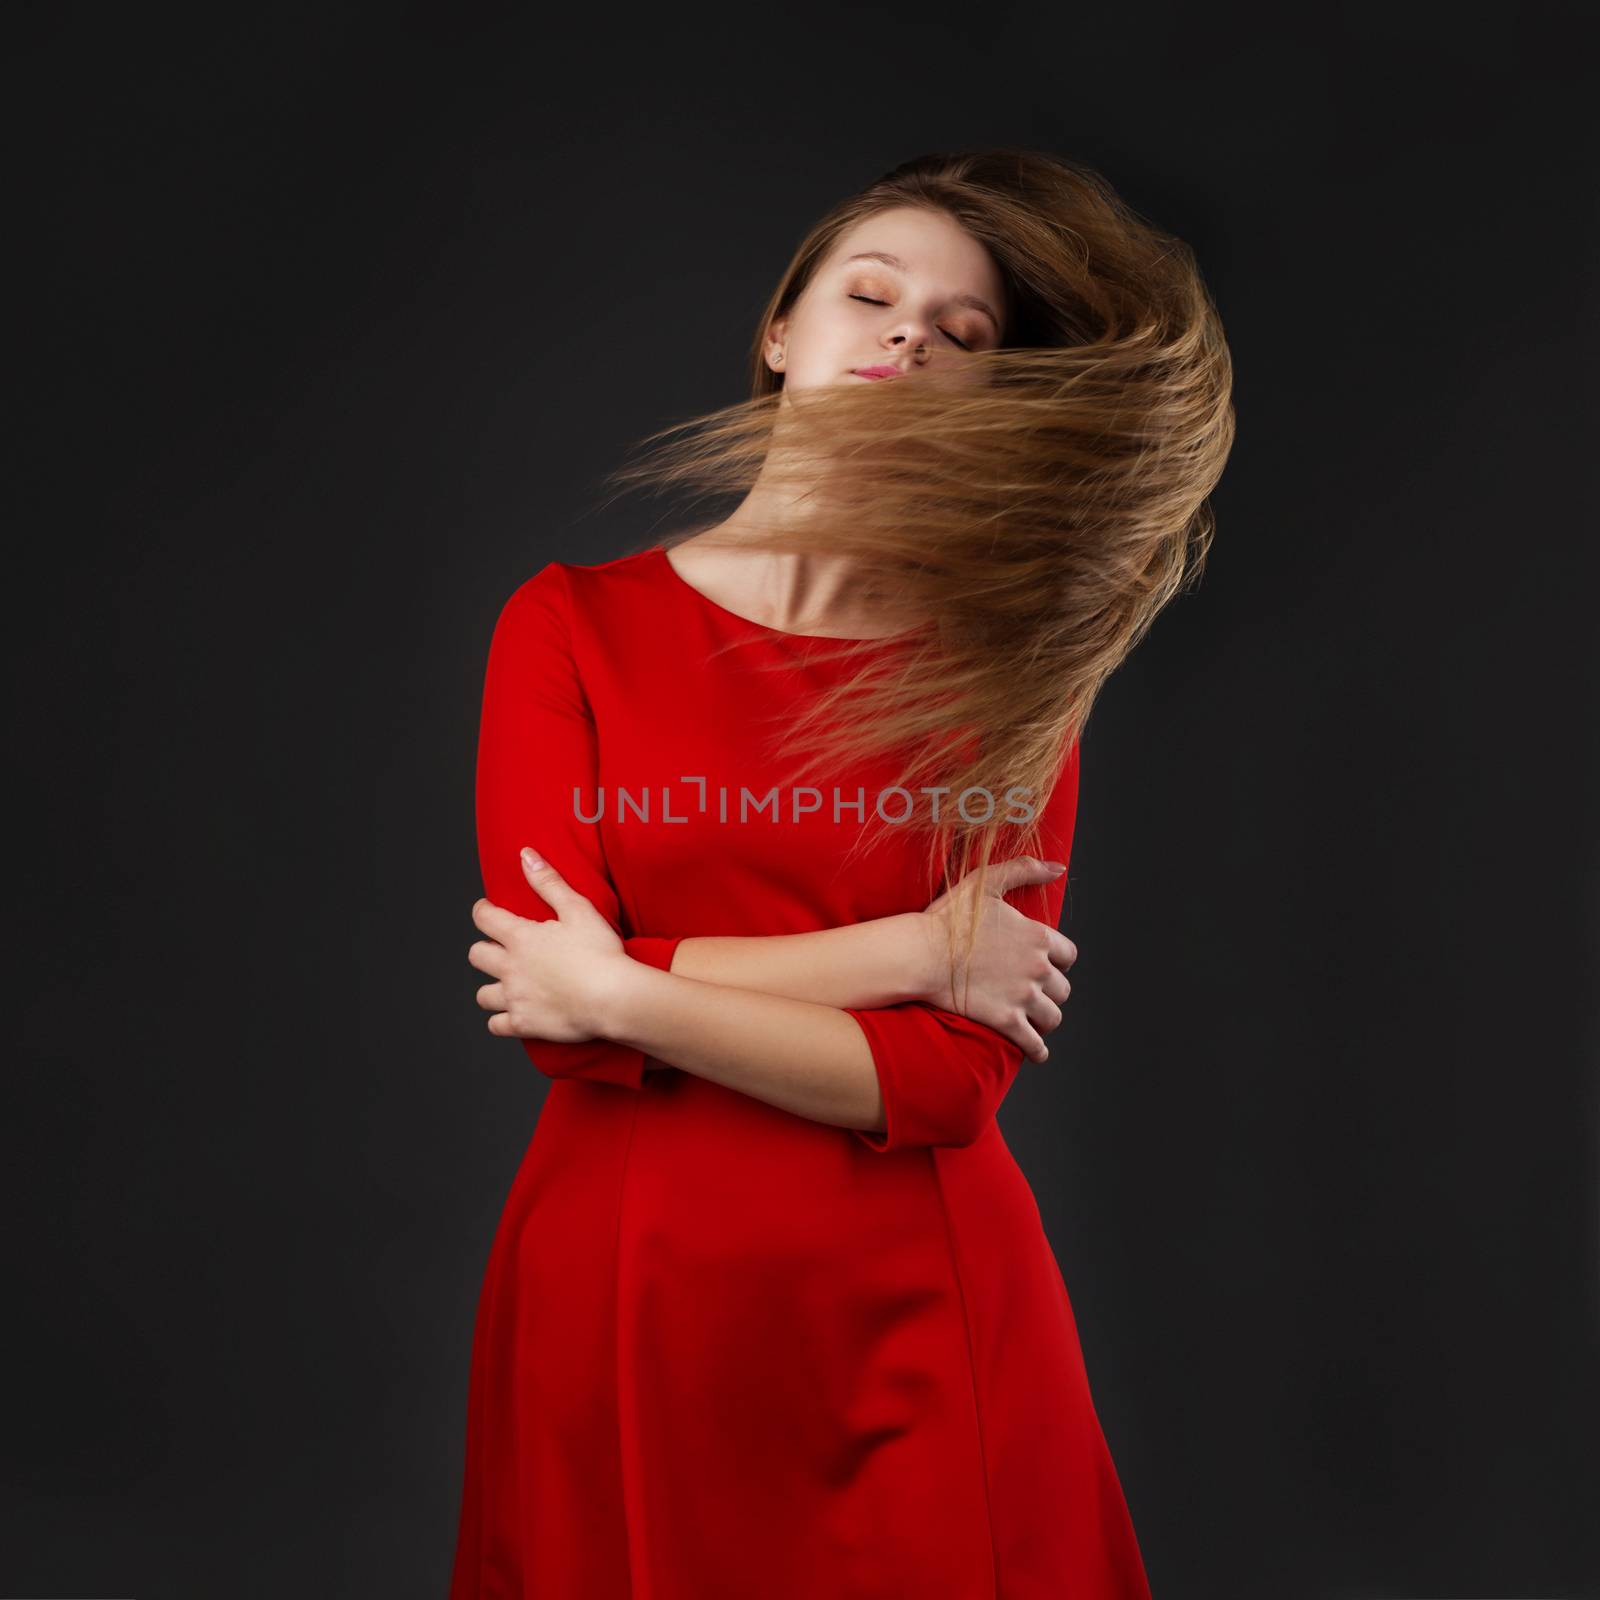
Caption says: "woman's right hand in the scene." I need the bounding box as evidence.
[916,858,1078,1063]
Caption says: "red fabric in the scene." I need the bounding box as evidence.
[450,547,1151,1599]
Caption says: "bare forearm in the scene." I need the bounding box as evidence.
[596,964,886,1135]
[665,912,939,1009]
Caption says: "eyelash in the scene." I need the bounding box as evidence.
[850,294,972,351]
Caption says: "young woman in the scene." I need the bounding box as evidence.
[451,148,1234,1598]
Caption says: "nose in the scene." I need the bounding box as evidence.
[889,308,934,360]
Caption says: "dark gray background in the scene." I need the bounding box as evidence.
[9,4,1597,1596]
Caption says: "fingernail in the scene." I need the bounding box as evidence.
[522,848,543,869]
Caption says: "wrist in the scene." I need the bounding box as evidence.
[581,950,652,1040]
[901,911,947,1007]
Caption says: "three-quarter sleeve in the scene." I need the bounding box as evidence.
[474,562,681,1090]
[844,739,1081,1152]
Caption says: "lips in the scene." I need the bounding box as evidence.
[853,365,904,380]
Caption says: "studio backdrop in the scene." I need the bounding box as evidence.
[8,6,1597,1598]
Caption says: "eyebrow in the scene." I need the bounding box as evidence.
[841,251,1001,330]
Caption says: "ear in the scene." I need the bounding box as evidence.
[765,314,788,370]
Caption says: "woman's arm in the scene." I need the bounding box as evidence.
[629,852,1073,1069]
[591,739,1083,1149]
[592,962,890,1132]
[661,914,938,1009]
[475,562,683,1091]
[647,851,1068,1020]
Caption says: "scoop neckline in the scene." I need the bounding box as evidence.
[651,543,927,646]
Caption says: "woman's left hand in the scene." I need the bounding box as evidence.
[468,847,631,1041]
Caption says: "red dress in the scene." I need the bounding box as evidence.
[448,546,1151,1599]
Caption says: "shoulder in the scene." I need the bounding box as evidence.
[490,549,663,668]
[502,548,663,643]
[499,547,657,617]
[489,562,571,648]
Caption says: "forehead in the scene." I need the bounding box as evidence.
[831,208,997,270]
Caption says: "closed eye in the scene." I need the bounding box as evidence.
[850,294,971,352]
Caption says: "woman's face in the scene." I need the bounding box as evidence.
[768,206,1006,395]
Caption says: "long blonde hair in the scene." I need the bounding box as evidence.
[598,147,1235,981]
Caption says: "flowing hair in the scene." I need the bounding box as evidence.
[595,147,1236,992]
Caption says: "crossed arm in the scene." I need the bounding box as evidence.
[642,914,942,1013]
[472,565,1080,1154]
[542,911,955,1138]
